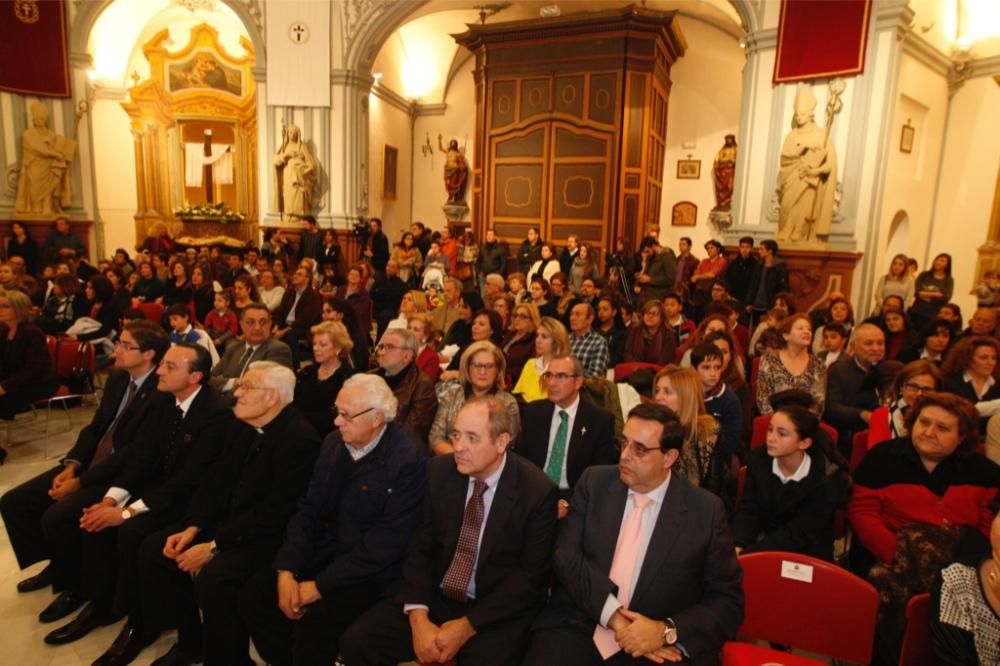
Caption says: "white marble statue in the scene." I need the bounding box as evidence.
[273,124,318,220]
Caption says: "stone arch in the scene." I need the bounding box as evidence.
[69,0,266,66]
[886,209,909,262]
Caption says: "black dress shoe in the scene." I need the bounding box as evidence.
[17,565,53,593]
[38,589,83,623]
[91,621,155,666]
[150,642,203,666]
[43,603,116,645]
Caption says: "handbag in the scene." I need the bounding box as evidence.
[64,342,94,394]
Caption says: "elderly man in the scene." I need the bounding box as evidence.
[340,396,558,665]
[1,321,168,613]
[963,307,998,338]
[568,303,610,378]
[240,374,426,665]
[210,303,293,396]
[44,344,232,648]
[524,404,744,665]
[273,267,323,368]
[483,273,506,302]
[431,277,463,339]
[371,328,438,449]
[91,362,320,666]
[825,322,886,451]
[517,355,617,511]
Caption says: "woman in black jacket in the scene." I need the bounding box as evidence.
[732,404,839,560]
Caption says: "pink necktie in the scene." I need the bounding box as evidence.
[593,493,653,659]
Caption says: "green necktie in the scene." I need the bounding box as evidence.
[545,410,569,485]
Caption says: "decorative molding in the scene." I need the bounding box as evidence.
[742,27,776,56]
[902,32,951,77]
[173,0,216,12]
[971,55,1000,80]
[341,0,396,53]
[873,0,912,34]
[414,102,447,117]
[92,85,127,101]
[330,69,374,88]
[370,81,413,115]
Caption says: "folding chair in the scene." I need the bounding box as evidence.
[32,340,96,457]
[137,301,164,323]
[898,593,933,666]
[722,551,879,665]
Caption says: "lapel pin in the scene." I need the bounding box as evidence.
[581,427,587,435]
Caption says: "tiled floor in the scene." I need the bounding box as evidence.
[0,403,189,666]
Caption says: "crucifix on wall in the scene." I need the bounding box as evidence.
[203,129,215,202]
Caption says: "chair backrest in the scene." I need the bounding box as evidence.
[749,355,762,410]
[45,335,58,365]
[735,465,747,509]
[613,362,662,383]
[736,551,879,664]
[819,421,838,444]
[137,301,164,323]
[851,429,870,472]
[750,414,771,449]
[55,340,95,379]
[899,593,933,666]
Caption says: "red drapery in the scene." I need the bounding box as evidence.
[773,0,872,84]
[0,0,70,97]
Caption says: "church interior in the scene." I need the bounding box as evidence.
[1,0,1000,664]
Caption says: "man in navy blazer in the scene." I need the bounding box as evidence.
[524,403,743,665]
[340,396,558,665]
[516,355,617,511]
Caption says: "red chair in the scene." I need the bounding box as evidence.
[899,593,933,666]
[851,429,870,472]
[749,356,762,411]
[137,301,164,323]
[721,551,879,665]
[45,334,58,365]
[613,362,662,383]
[32,341,96,456]
[735,465,748,509]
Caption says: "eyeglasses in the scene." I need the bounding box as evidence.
[233,379,271,392]
[542,371,579,382]
[377,343,403,352]
[902,382,934,394]
[616,436,661,459]
[470,362,497,372]
[333,406,375,422]
[115,340,140,351]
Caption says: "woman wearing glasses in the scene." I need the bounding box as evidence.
[501,302,539,386]
[293,321,356,437]
[428,341,520,456]
[867,360,942,444]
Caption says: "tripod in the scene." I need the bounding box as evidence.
[608,263,634,308]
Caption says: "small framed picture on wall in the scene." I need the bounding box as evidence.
[672,201,697,226]
[382,144,398,200]
[676,159,701,180]
[899,121,915,154]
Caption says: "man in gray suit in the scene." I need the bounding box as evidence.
[209,303,292,397]
[523,403,743,665]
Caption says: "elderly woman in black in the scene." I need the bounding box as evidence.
[0,290,59,462]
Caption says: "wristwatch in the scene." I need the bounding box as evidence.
[121,507,133,521]
[209,540,220,556]
[661,618,678,646]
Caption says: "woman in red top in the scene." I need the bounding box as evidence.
[407,312,441,382]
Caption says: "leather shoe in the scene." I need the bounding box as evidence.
[150,642,203,666]
[92,621,155,666]
[43,603,116,645]
[38,590,83,623]
[17,565,53,593]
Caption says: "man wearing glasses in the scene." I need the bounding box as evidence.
[240,373,426,665]
[523,403,744,665]
[516,355,616,517]
[1,321,168,619]
[371,328,438,451]
[210,303,293,398]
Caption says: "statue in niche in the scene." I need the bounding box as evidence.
[273,124,318,221]
[15,102,75,217]
[438,134,468,205]
[777,85,838,243]
[712,134,737,211]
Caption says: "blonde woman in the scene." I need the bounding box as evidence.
[380,290,429,342]
[294,320,355,436]
[653,365,725,494]
[428,341,520,456]
[513,316,570,403]
[502,302,540,385]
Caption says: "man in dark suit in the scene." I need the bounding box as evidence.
[273,266,323,368]
[517,355,617,514]
[91,361,321,666]
[218,251,248,289]
[240,373,426,666]
[210,303,293,397]
[340,396,558,665]
[0,321,169,620]
[824,323,885,452]
[524,403,744,665]
[559,234,579,276]
[43,343,233,647]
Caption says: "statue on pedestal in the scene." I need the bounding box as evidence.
[273,124,318,221]
[712,134,737,211]
[14,102,75,217]
[438,134,468,205]
[777,85,839,244]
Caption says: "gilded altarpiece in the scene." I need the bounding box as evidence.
[121,24,258,244]
[454,7,685,257]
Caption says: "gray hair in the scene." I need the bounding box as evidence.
[246,361,295,406]
[342,373,398,420]
[382,327,419,355]
[485,273,505,287]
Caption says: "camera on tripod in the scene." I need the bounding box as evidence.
[353,217,371,248]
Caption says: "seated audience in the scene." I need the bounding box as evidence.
[380,289,428,343]
[528,276,553,316]
[241,374,426,665]
[693,341,743,460]
[678,313,730,366]
[407,313,441,382]
[732,405,840,560]
[131,261,163,303]
[705,330,752,445]
[942,336,1000,429]
[653,365,726,495]
[430,277,462,340]
[624,299,676,366]
[547,272,579,324]
[371,328,438,451]
[162,260,192,308]
[257,268,285,313]
[339,396,558,665]
[165,302,218,365]
[273,266,323,368]
[35,274,81,334]
[938,302,964,335]
[187,264,216,324]
[594,295,627,367]
[370,259,408,340]
[824,323,886,451]
[897,316,953,365]
[440,307,503,381]
[663,292,695,347]
[429,341,520,456]
[875,360,943,441]
[878,307,916,361]
[523,403,743,665]
[294,321,355,437]
[817,321,848,368]
[231,274,260,315]
[69,275,120,352]
[756,313,826,415]
[204,288,239,352]
[962,306,998,339]
[568,303,610,378]
[326,297,369,372]
[91,362,319,666]
[513,317,570,403]
[500,302,539,385]
[209,304,293,398]
[812,297,854,353]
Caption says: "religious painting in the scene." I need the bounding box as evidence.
[168,51,243,96]
[676,159,701,180]
[672,201,697,226]
[899,121,915,154]
[178,119,237,209]
[382,144,398,200]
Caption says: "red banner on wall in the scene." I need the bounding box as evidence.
[773,0,872,84]
[0,0,70,97]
